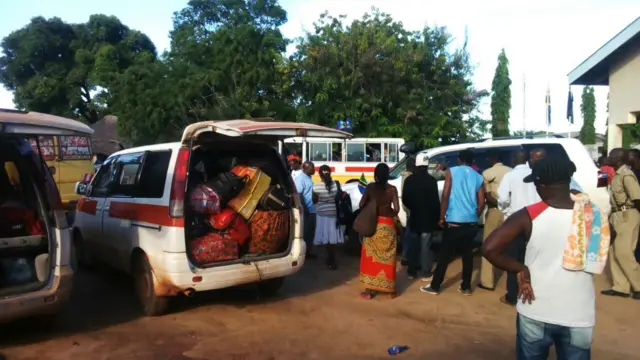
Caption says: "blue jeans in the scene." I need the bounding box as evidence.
[407,232,434,276]
[517,314,592,360]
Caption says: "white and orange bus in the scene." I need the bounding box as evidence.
[280,137,405,183]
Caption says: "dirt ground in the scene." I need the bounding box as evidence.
[1,253,639,360]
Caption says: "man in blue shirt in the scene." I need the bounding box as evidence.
[295,161,316,258]
[421,149,485,296]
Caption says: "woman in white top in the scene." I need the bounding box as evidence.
[312,165,344,270]
[482,156,599,360]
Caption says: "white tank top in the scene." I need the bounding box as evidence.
[516,201,595,327]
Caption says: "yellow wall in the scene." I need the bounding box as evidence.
[608,46,640,149]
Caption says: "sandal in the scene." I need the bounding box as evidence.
[360,290,374,300]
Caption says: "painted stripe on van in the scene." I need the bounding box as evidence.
[77,198,97,215]
[108,201,184,228]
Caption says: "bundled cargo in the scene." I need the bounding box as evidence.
[189,211,251,265]
[228,165,271,219]
[248,210,290,255]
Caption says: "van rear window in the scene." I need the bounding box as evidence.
[59,136,91,160]
[27,136,56,161]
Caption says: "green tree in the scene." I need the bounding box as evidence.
[579,86,596,144]
[0,15,156,124]
[111,0,294,143]
[490,49,511,137]
[286,9,487,147]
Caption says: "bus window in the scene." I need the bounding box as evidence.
[309,143,330,162]
[385,143,399,163]
[331,142,343,161]
[285,143,303,159]
[346,143,365,162]
[366,143,382,162]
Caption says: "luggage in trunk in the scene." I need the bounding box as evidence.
[189,214,251,265]
[228,166,271,219]
[247,210,289,255]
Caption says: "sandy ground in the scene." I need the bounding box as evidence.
[1,253,639,360]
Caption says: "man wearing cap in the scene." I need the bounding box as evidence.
[478,150,512,291]
[483,155,604,359]
[497,148,582,306]
[402,155,440,280]
[288,154,303,180]
[601,148,640,300]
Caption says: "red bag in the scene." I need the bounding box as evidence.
[189,231,239,265]
[208,208,238,230]
[248,210,289,254]
[0,207,44,236]
[189,184,221,214]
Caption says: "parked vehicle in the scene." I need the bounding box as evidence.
[0,109,76,324]
[342,136,611,249]
[280,137,405,182]
[72,119,352,316]
[0,109,95,208]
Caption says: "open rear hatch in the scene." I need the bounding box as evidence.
[177,119,351,268]
[0,109,76,296]
[0,137,56,296]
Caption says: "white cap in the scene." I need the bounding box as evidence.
[415,153,429,167]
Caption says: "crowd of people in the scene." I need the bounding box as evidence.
[288,146,640,360]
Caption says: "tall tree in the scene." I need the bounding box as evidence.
[579,86,596,144]
[286,9,488,146]
[0,15,156,124]
[490,49,511,137]
[111,0,294,144]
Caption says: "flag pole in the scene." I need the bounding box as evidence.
[523,73,526,139]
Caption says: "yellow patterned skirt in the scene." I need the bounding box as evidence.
[359,216,398,293]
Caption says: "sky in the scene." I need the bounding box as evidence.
[1,0,640,135]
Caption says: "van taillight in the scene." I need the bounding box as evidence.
[597,171,608,188]
[82,173,93,182]
[169,148,190,218]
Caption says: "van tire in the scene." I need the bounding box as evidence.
[72,232,93,270]
[134,255,170,316]
[257,277,285,297]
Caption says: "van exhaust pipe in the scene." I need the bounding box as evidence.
[183,288,196,297]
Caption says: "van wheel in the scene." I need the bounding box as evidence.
[72,232,93,270]
[134,255,170,316]
[257,277,285,297]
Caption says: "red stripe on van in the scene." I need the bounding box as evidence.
[77,198,97,215]
[109,202,184,227]
[345,166,376,172]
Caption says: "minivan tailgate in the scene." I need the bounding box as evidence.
[181,119,352,144]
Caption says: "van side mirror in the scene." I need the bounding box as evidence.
[400,142,418,155]
[75,181,88,196]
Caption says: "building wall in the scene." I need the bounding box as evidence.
[608,46,640,149]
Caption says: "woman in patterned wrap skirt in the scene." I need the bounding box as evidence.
[359,163,400,299]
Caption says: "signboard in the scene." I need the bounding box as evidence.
[28,136,56,161]
[59,136,91,160]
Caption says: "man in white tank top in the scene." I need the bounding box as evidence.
[482,156,597,360]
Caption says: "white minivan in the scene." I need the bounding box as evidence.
[0,109,86,323]
[342,136,611,247]
[72,119,352,316]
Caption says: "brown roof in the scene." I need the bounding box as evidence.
[90,115,130,155]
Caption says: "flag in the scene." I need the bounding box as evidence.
[359,172,368,184]
[566,88,574,124]
[545,87,552,127]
